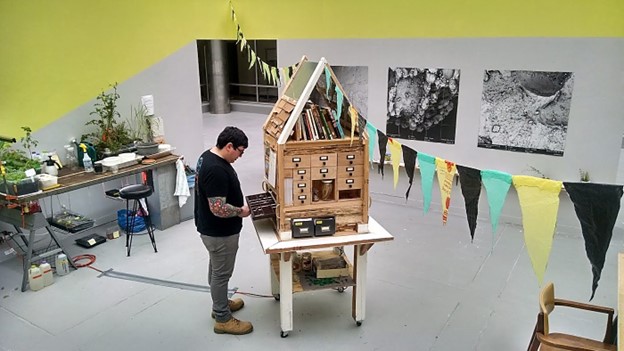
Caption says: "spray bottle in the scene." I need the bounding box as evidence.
[79,143,94,172]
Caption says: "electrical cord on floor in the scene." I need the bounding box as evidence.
[235,291,274,298]
[70,254,274,297]
[72,254,103,273]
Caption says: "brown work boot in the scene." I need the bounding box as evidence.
[211,298,244,318]
[214,317,253,335]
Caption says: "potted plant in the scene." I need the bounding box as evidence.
[0,127,42,195]
[128,103,159,156]
[81,83,134,159]
[579,169,590,182]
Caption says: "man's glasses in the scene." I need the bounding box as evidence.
[236,147,245,156]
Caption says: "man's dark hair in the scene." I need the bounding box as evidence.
[216,126,248,149]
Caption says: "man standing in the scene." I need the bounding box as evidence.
[195,126,252,335]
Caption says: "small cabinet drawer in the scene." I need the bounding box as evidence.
[311,166,337,180]
[338,165,363,178]
[310,153,337,167]
[337,151,364,166]
[337,177,363,190]
[294,181,311,195]
[293,168,310,180]
[293,193,311,206]
[284,155,310,169]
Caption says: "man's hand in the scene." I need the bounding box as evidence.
[238,204,251,218]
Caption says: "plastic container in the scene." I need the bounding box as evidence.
[80,143,94,172]
[28,265,44,291]
[40,261,54,286]
[55,254,70,276]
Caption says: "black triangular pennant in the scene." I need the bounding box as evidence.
[401,145,417,200]
[456,165,482,242]
[377,130,388,178]
[563,182,623,300]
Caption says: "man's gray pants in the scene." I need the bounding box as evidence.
[200,233,239,323]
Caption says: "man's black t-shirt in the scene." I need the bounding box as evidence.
[194,149,243,236]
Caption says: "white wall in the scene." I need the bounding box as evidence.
[278,38,624,230]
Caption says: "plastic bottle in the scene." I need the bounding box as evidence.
[64,145,78,171]
[55,254,70,276]
[40,261,54,286]
[28,265,44,291]
[80,143,94,172]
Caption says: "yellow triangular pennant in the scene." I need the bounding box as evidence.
[248,51,256,70]
[348,105,358,146]
[512,175,563,285]
[387,138,403,189]
[435,158,456,225]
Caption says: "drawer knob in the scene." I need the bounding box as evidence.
[295,164,299,167]
[349,161,353,164]
[322,174,326,178]
[349,172,353,176]
[349,185,352,188]
[322,161,326,166]
[300,176,304,180]
[300,189,304,193]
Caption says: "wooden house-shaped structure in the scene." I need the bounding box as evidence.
[262,57,370,240]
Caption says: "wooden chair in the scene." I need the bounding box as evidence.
[527,282,616,351]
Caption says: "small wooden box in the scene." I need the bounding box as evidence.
[313,252,350,278]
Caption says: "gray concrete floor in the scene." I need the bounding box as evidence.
[0,111,622,350]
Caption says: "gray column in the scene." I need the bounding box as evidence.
[208,40,230,114]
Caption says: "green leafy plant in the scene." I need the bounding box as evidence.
[527,165,549,179]
[0,128,41,182]
[127,103,153,143]
[20,126,38,159]
[579,169,590,182]
[82,83,133,157]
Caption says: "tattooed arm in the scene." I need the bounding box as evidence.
[208,196,242,218]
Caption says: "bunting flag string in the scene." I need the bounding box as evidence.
[228,0,623,293]
[228,0,297,86]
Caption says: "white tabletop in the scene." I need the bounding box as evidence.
[253,217,393,254]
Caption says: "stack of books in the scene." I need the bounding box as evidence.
[294,103,344,141]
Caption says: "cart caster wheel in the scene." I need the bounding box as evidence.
[337,287,346,293]
[273,294,280,301]
[356,321,362,326]
[281,331,289,338]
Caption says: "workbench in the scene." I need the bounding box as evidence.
[252,217,393,337]
[0,154,181,291]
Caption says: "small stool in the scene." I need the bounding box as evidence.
[119,184,158,257]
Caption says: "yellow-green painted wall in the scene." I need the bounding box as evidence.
[1,0,622,137]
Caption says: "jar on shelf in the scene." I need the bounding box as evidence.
[320,180,334,201]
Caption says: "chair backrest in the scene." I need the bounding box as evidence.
[539,282,555,335]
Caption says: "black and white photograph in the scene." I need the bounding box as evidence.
[319,65,369,117]
[386,67,460,144]
[478,70,575,156]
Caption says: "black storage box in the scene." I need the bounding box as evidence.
[246,192,277,220]
[314,217,336,236]
[291,218,314,238]
[49,211,95,233]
